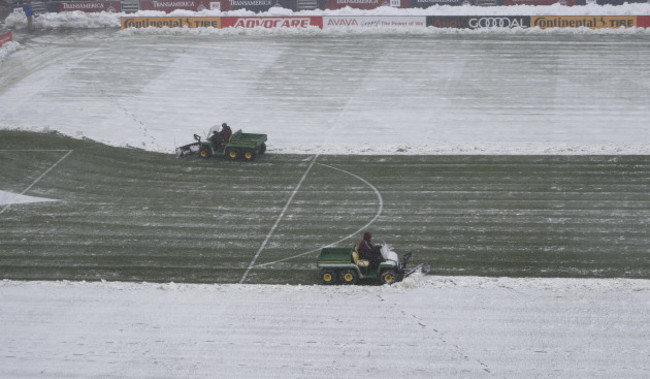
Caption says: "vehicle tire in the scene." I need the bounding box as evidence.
[320,269,338,285]
[260,143,266,154]
[380,270,397,285]
[340,269,358,285]
[199,146,211,159]
[243,149,256,161]
[226,148,238,161]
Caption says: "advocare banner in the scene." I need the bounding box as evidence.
[220,16,324,28]
[427,16,530,29]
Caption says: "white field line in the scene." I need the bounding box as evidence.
[239,154,320,283]
[0,150,73,215]
[255,163,383,268]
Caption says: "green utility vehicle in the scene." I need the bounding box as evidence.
[176,129,267,161]
[317,245,429,285]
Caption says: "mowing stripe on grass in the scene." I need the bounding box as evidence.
[239,154,320,283]
[0,150,72,216]
[255,162,384,268]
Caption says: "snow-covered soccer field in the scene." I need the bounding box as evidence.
[1,5,650,377]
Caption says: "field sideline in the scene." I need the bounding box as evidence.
[1,130,649,284]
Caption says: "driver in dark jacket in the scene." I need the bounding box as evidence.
[358,231,382,270]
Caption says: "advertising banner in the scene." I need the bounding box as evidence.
[531,16,637,29]
[217,0,294,12]
[637,16,650,28]
[323,16,426,29]
[221,17,323,29]
[324,0,391,10]
[58,1,121,12]
[409,0,466,6]
[121,17,221,29]
[503,0,576,5]
[139,0,211,12]
[427,16,530,29]
[0,31,12,48]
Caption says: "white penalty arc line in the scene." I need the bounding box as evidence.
[255,162,383,268]
[0,150,73,216]
[239,154,320,284]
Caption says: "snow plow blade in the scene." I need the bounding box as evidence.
[176,142,200,157]
[403,262,431,280]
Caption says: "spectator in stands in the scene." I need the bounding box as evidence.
[22,0,34,32]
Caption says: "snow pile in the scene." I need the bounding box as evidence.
[0,40,19,63]
[1,277,648,377]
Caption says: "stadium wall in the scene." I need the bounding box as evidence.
[120,15,650,29]
[23,0,650,14]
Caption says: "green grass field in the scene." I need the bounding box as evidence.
[1,130,648,284]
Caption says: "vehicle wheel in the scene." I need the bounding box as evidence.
[339,269,358,285]
[226,148,238,161]
[243,149,256,161]
[260,143,266,154]
[380,270,397,285]
[199,146,211,159]
[320,269,338,285]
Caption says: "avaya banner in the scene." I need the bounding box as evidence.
[325,0,392,10]
[427,16,530,29]
[0,31,12,48]
[58,1,121,12]
[218,0,295,12]
[139,0,211,12]
[323,16,426,29]
[531,16,637,29]
[221,17,323,29]
[121,17,221,29]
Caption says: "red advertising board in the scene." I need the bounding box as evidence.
[0,31,12,48]
[221,17,324,29]
[139,0,212,12]
[638,16,650,28]
[58,1,121,12]
[503,0,576,5]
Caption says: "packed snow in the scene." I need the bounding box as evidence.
[1,5,650,378]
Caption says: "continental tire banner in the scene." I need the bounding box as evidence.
[531,16,637,29]
[121,17,221,29]
[0,31,11,48]
[221,17,323,28]
[427,16,530,29]
[58,1,121,12]
[323,16,426,29]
